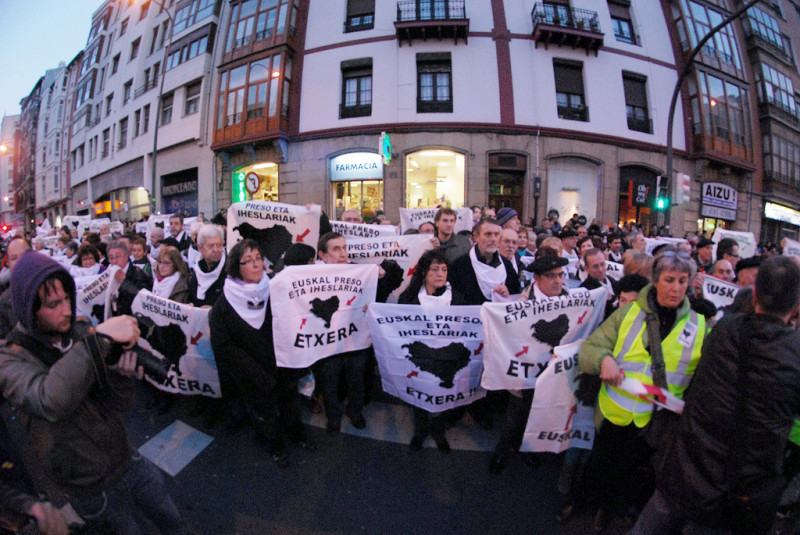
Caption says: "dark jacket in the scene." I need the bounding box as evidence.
[580,276,618,319]
[168,273,190,304]
[188,259,226,307]
[437,233,471,265]
[448,246,520,305]
[657,313,800,529]
[113,263,153,317]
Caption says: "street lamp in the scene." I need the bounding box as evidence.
[663,0,763,228]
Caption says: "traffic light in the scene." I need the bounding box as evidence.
[673,173,692,205]
[656,196,669,211]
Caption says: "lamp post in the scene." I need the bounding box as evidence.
[663,0,763,228]
[147,0,177,217]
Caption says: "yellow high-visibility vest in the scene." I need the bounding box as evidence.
[598,302,705,427]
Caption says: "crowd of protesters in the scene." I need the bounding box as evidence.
[0,203,799,535]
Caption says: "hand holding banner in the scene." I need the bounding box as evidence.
[330,220,399,238]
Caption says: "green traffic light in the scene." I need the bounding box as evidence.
[656,197,668,210]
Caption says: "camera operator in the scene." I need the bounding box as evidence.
[0,250,186,534]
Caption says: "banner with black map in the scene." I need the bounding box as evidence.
[367,303,486,413]
[480,287,606,390]
[330,220,399,238]
[702,274,739,320]
[226,201,321,270]
[270,263,379,368]
[522,339,595,453]
[146,214,174,245]
[398,207,473,234]
[131,290,220,398]
[346,234,434,303]
[74,266,121,325]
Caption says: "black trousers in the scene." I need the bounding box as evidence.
[316,349,368,423]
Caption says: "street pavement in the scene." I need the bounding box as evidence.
[125,387,630,535]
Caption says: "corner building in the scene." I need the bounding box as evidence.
[212,0,706,234]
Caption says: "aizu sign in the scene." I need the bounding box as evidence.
[701,182,737,220]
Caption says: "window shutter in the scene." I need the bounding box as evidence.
[623,72,647,107]
[347,0,375,17]
[554,60,584,94]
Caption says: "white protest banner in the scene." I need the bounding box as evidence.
[227,201,321,270]
[63,215,91,232]
[74,266,120,325]
[135,222,148,235]
[782,237,800,258]
[270,263,378,368]
[367,303,486,412]
[480,288,606,390]
[146,214,174,245]
[644,237,686,256]
[702,274,740,319]
[77,217,111,238]
[132,290,220,398]
[398,207,473,234]
[42,236,60,250]
[605,261,624,281]
[712,228,757,259]
[617,376,685,414]
[330,220,399,238]
[522,340,595,453]
[346,234,433,302]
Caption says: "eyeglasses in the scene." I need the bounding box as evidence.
[239,257,263,266]
[541,271,565,280]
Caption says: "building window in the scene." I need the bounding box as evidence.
[346,0,374,32]
[763,133,800,187]
[172,0,215,36]
[406,149,465,209]
[159,21,169,49]
[224,0,299,52]
[130,37,141,60]
[150,25,160,55]
[143,104,150,133]
[123,80,132,104]
[554,59,588,121]
[185,81,201,115]
[609,1,636,44]
[746,7,787,53]
[119,117,128,149]
[120,18,129,36]
[134,109,141,137]
[102,128,110,157]
[106,93,113,116]
[689,71,751,149]
[756,63,799,117]
[218,53,287,127]
[112,54,120,74]
[340,58,372,118]
[623,71,651,133]
[166,33,208,71]
[139,1,150,21]
[676,1,742,68]
[416,53,452,113]
[161,92,174,125]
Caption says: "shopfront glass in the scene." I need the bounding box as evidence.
[232,162,279,203]
[94,187,151,221]
[406,149,465,209]
[547,157,598,226]
[334,180,383,221]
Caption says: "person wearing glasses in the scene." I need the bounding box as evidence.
[209,239,311,468]
[152,246,190,303]
[578,246,706,531]
[491,247,570,474]
[715,237,740,265]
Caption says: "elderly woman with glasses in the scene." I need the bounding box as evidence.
[209,239,311,468]
[577,247,707,531]
[152,246,190,303]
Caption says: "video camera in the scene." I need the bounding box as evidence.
[103,314,171,384]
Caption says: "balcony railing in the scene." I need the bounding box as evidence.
[395,1,469,46]
[558,105,589,122]
[134,79,158,98]
[340,103,372,119]
[627,116,653,134]
[531,4,603,55]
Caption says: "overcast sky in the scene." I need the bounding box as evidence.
[0,0,99,119]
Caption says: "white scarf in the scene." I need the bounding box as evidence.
[469,246,507,300]
[187,246,202,270]
[418,283,452,307]
[223,272,270,329]
[193,251,226,300]
[70,263,102,278]
[152,272,181,299]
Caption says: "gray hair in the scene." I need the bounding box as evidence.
[108,240,129,255]
[652,247,696,283]
[197,224,225,248]
[150,226,164,240]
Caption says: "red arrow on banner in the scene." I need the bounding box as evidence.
[407,371,419,378]
[640,383,667,404]
[577,311,588,324]
[296,229,310,242]
[299,318,306,330]
[564,404,578,431]
[514,346,528,358]
[407,264,417,277]
[473,343,483,355]
[346,295,356,306]
[190,332,202,345]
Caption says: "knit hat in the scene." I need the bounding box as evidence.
[496,207,518,227]
[11,250,76,337]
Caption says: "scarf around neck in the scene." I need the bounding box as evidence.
[469,246,506,300]
[153,271,180,299]
[223,272,270,329]
[193,251,226,300]
[418,283,452,307]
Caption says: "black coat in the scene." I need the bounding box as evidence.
[580,276,618,319]
[114,264,153,317]
[448,247,520,305]
[657,313,800,529]
[188,260,226,307]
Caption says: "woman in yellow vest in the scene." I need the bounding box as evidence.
[577,247,705,532]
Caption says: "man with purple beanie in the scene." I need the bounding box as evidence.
[0,250,187,534]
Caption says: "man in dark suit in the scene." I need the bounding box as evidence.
[169,214,192,253]
[449,218,520,305]
[580,248,618,319]
[107,240,153,317]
